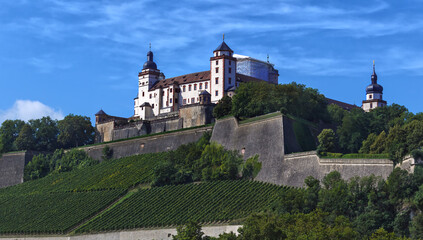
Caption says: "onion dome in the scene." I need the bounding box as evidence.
[142,51,157,70]
[366,61,383,94]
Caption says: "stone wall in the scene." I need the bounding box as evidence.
[179,104,214,128]
[283,151,394,187]
[82,126,213,161]
[211,114,285,184]
[211,114,406,187]
[0,151,40,188]
[0,225,241,240]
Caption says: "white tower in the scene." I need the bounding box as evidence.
[210,35,237,103]
[134,48,161,119]
[362,61,387,112]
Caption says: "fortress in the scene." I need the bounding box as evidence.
[0,38,400,190]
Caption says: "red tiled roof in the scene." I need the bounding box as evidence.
[150,71,211,90]
[326,98,359,111]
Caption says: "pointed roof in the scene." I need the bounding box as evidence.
[214,41,233,53]
[199,90,211,96]
[95,109,107,115]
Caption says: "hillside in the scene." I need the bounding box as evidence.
[0,151,292,236]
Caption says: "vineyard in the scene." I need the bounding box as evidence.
[0,190,125,235]
[75,180,292,233]
[0,153,168,195]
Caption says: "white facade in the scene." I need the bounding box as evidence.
[133,40,278,120]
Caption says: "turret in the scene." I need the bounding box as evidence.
[362,61,387,112]
[210,35,237,103]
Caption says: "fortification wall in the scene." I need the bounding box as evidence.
[0,151,40,188]
[179,104,214,128]
[211,114,285,184]
[82,126,213,161]
[283,151,394,187]
[211,114,404,187]
[0,225,241,240]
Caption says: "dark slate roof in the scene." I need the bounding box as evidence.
[199,90,211,95]
[150,71,211,90]
[95,109,107,115]
[326,98,359,111]
[366,83,383,94]
[214,41,233,52]
[140,102,152,107]
[143,51,157,70]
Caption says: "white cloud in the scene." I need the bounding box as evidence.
[0,100,64,124]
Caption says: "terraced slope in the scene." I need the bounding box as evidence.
[0,153,167,195]
[0,190,125,235]
[76,180,291,233]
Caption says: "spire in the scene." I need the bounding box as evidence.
[267,54,269,63]
[143,44,157,70]
[149,42,151,51]
[223,33,225,41]
[371,60,377,84]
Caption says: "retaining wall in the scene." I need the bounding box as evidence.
[0,152,38,188]
[0,225,241,240]
[82,126,213,161]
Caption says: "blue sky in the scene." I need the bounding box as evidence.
[1,0,422,124]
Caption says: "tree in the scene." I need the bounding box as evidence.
[328,104,347,126]
[213,95,232,118]
[15,124,35,151]
[359,133,377,154]
[385,125,408,164]
[337,108,371,153]
[241,154,261,180]
[57,114,95,148]
[173,221,204,240]
[317,129,337,153]
[370,131,388,154]
[318,171,349,216]
[0,119,25,153]
[410,213,423,239]
[29,116,59,151]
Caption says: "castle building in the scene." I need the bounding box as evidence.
[133,39,278,120]
[362,61,387,112]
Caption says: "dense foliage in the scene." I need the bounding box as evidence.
[24,149,98,181]
[0,190,124,235]
[213,95,232,119]
[75,180,292,233]
[151,132,261,186]
[231,81,329,122]
[0,115,95,153]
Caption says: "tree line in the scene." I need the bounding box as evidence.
[173,167,423,239]
[0,114,95,153]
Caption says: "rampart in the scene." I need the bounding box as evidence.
[211,114,410,187]
[82,125,213,161]
[0,151,40,188]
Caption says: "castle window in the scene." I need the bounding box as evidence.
[189,85,192,91]
[191,97,195,103]
[183,86,186,92]
[149,94,152,99]
[369,94,372,99]
[215,90,218,96]
[162,91,165,95]
[183,99,186,105]
[170,98,172,103]
[175,98,178,104]
[229,60,231,65]
[194,84,197,90]
[170,88,172,93]
[229,68,232,73]
[370,103,373,108]
[199,83,203,89]
[215,67,219,73]
[215,77,218,84]
[229,77,232,84]
[142,92,145,97]
[205,82,208,89]
[216,60,218,65]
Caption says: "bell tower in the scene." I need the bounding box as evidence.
[134,45,161,119]
[210,35,237,103]
[362,61,387,112]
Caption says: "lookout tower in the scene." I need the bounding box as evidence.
[362,61,387,112]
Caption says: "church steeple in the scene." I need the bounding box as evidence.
[143,44,157,70]
[371,60,377,84]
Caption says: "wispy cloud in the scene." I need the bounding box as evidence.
[0,100,64,123]
[28,55,71,73]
